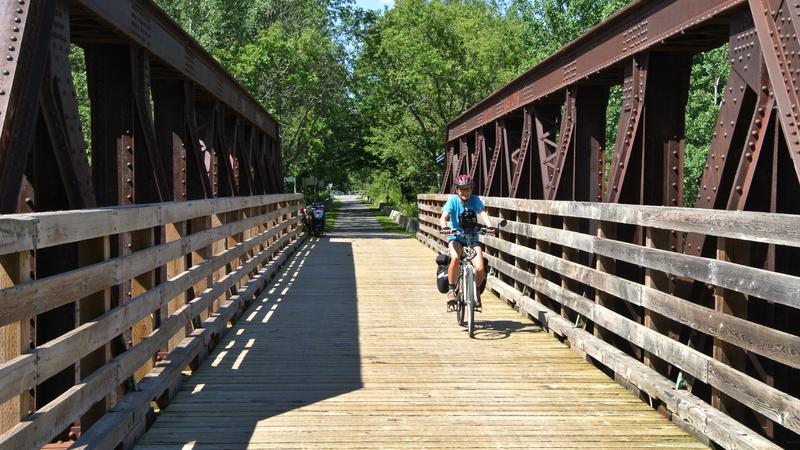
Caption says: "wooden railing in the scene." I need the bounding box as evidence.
[0,194,304,449]
[418,194,800,450]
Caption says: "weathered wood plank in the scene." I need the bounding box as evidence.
[485,217,800,309]
[0,194,301,253]
[0,206,296,326]
[417,195,800,247]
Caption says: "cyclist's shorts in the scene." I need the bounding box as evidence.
[448,238,480,248]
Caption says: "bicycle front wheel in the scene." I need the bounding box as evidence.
[456,297,465,326]
[464,266,476,337]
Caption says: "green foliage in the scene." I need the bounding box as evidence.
[69,45,91,161]
[154,0,364,187]
[354,0,533,206]
[684,46,730,206]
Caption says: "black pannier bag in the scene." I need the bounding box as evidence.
[435,253,451,293]
[435,253,489,294]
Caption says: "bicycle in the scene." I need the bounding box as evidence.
[442,224,499,338]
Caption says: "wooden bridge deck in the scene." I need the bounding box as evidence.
[135,197,704,449]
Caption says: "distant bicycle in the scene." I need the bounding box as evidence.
[442,224,500,338]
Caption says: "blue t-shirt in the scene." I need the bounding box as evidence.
[443,194,485,243]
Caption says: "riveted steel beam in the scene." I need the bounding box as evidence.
[447,0,745,142]
[0,1,55,213]
[73,0,277,138]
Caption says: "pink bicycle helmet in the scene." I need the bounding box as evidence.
[453,174,473,188]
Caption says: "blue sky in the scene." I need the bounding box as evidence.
[353,0,395,10]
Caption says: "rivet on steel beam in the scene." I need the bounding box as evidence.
[17,0,24,4]
[5,55,11,61]
[10,36,16,42]
[13,18,20,23]
[735,185,742,193]
[127,195,133,200]
[0,90,5,96]
[12,27,18,32]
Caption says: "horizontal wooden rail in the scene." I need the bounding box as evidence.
[418,194,799,449]
[0,194,305,449]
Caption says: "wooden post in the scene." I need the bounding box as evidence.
[0,252,32,435]
[644,227,671,376]
[535,214,551,309]
[561,217,581,322]
[191,215,212,322]
[211,212,227,312]
[130,228,156,382]
[515,211,529,295]
[712,237,749,418]
[166,221,187,351]
[594,221,616,343]
[78,237,113,430]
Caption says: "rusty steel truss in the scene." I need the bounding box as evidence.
[441,0,799,446]
[0,0,281,443]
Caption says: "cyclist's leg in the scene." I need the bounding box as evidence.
[473,244,485,307]
[473,244,485,285]
[446,240,462,306]
[447,240,463,285]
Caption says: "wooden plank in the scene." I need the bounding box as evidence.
[0,206,295,326]
[0,219,35,255]
[417,194,800,248]
[0,194,301,253]
[483,216,800,309]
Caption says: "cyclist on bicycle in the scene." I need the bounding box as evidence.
[439,174,496,309]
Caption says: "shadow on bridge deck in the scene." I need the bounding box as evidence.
[135,237,363,448]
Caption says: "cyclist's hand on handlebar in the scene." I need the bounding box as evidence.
[441,227,452,235]
[484,227,498,236]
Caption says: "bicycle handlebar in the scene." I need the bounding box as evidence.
[442,225,498,238]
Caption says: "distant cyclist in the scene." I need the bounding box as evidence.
[439,174,496,308]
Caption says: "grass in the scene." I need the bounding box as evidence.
[358,198,416,236]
